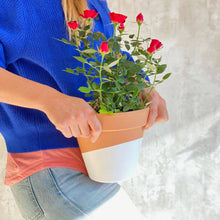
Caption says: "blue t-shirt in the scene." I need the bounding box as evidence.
[0,0,115,153]
[0,0,148,153]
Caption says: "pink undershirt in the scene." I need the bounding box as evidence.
[5,148,88,186]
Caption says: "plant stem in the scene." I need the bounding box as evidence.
[74,31,91,89]
[99,54,105,103]
[141,53,156,106]
[137,24,141,42]
[143,71,157,105]
[132,24,141,54]
[74,30,79,47]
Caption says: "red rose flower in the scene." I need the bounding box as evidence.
[99,42,109,54]
[67,21,79,30]
[109,12,127,24]
[136,13,144,25]
[147,39,163,53]
[80,9,99,19]
[118,23,125,32]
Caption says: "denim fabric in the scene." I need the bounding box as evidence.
[10,168,121,220]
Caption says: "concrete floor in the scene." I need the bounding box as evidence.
[0,0,220,219]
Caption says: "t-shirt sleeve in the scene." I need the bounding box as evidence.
[0,43,6,69]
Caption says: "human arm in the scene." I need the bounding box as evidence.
[0,67,102,142]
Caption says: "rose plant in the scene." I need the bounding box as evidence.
[58,10,171,115]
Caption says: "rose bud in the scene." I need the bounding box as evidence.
[109,12,127,24]
[99,42,109,54]
[67,21,79,30]
[118,23,125,32]
[136,13,144,25]
[80,9,99,19]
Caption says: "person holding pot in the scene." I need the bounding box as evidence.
[0,0,168,219]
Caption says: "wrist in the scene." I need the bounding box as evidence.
[36,85,63,113]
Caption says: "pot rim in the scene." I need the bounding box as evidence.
[95,107,150,131]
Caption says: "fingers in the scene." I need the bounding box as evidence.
[155,99,169,123]
[87,114,102,143]
[143,97,169,130]
[63,112,102,143]
[45,95,102,141]
[56,120,73,138]
[60,125,73,138]
[144,105,158,129]
[74,113,91,138]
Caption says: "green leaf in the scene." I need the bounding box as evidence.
[57,38,70,44]
[99,109,115,115]
[115,36,122,41]
[137,55,146,62]
[131,41,138,47]
[54,38,76,46]
[127,77,136,82]
[81,38,90,46]
[125,84,136,91]
[75,67,82,73]
[139,49,149,57]
[157,64,167,74]
[108,59,120,68]
[118,76,126,84]
[125,44,130,51]
[92,82,99,89]
[100,33,107,41]
[82,49,97,54]
[79,30,86,37]
[129,34,135,39]
[89,61,97,66]
[115,81,121,90]
[62,38,71,44]
[147,63,156,71]
[84,25,91,31]
[113,42,120,52]
[132,51,140,56]
[78,87,91,93]
[123,105,130,112]
[114,109,121,113]
[162,73,171,80]
[84,93,92,97]
[108,37,114,43]
[93,32,100,41]
[103,66,112,73]
[143,37,151,42]
[73,56,87,63]
[63,68,79,75]
[107,97,113,106]
[136,83,146,90]
[133,88,139,98]
[100,104,107,111]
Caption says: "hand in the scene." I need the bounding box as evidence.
[139,88,169,130]
[41,91,102,143]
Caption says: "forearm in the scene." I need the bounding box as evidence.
[0,67,60,112]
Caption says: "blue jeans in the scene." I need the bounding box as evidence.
[10,167,120,220]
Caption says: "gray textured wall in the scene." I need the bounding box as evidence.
[1,0,220,219]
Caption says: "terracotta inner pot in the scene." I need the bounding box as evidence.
[77,107,149,153]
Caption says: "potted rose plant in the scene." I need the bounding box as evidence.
[57,10,171,183]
